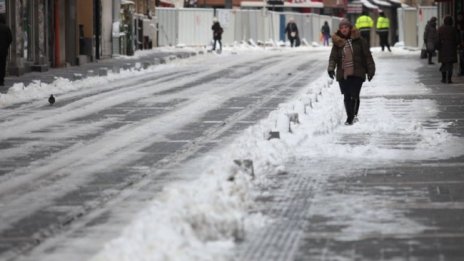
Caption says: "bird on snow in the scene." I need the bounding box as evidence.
[48,94,55,105]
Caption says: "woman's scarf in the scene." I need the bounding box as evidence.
[342,39,354,79]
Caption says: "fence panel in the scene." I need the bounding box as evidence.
[417,6,437,47]
[156,8,178,46]
[234,11,249,42]
[269,11,281,44]
[178,9,214,46]
[156,8,349,47]
[217,9,235,45]
[402,8,418,47]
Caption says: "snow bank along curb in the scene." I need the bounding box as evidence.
[90,74,337,261]
[0,48,204,109]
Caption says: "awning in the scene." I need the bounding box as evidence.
[386,0,402,5]
[359,0,380,10]
[121,0,135,5]
[370,0,391,7]
[241,0,324,8]
[159,1,175,7]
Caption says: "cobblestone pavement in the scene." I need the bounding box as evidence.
[235,54,464,260]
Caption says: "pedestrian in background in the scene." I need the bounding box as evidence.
[355,11,373,47]
[0,14,12,87]
[211,18,223,52]
[327,18,376,125]
[285,18,299,48]
[321,21,331,46]
[437,15,460,83]
[424,17,438,65]
[376,11,391,52]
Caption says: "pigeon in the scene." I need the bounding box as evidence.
[48,94,55,105]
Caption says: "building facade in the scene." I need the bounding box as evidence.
[1,0,156,77]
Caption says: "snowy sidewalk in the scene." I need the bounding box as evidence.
[235,52,464,260]
[1,48,199,93]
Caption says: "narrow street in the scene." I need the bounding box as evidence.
[0,49,328,260]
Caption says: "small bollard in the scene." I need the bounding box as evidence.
[134,62,142,71]
[73,73,84,80]
[112,66,120,74]
[153,58,160,65]
[142,61,151,69]
[160,58,167,64]
[268,131,280,140]
[287,113,299,124]
[232,159,255,180]
[98,68,108,77]
[123,63,132,70]
[87,70,95,77]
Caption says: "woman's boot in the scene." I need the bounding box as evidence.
[353,99,360,122]
[447,70,453,83]
[344,99,354,125]
[441,71,446,83]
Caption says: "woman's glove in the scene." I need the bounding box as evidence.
[328,71,335,79]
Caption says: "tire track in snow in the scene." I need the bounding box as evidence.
[0,51,327,260]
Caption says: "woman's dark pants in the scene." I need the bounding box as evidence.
[339,76,363,124]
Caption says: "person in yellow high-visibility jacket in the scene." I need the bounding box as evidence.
[355,11,374,47]
[376,11,391,52]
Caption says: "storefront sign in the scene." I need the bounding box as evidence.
[0,0,5,14]
[347,3,362,14]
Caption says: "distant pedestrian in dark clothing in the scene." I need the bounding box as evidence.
[321,21,331,46]
[211,18,223,51]
[376,11,391,52]
[328,19,375,125]
[285,18,299,48]
[0,14,12,86]
[424,17,438,65]
[438,15,460,83]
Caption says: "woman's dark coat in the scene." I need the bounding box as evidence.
[212,22,223,40]
[0,23,12,55]
[424,20,438,52]
[437,24,459,63]
[285,22,299,39]
[328,28,376,82]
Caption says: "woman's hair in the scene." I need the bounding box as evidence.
[444,15,453,26]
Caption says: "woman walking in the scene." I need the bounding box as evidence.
[424,17,438,65]
[438,15,460,83]
[327,19,376,125]
[321,21,331,46]
[285,18,299,48]
[211,18,223,52]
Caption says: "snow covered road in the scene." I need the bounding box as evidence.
[0,48,329,260]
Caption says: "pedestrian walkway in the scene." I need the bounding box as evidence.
[1,49,199,94]
[235,52,464,260]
